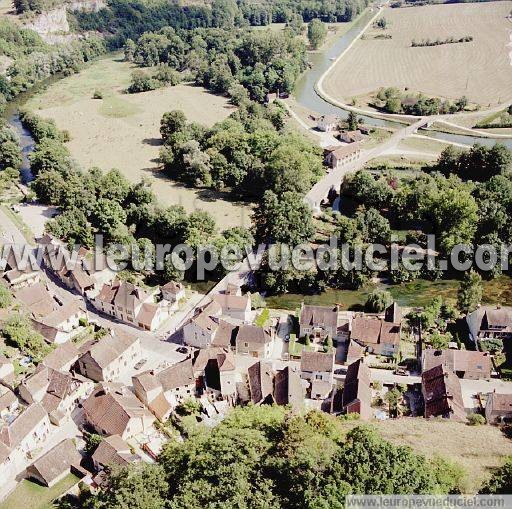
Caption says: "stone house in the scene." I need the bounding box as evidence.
[324,144,361,169]
[235,325,274,358]
[26,438,83,487]
[299,304,340,341]
[485,392,512,424]
[422,349,491,380]
[316,114,339,132]
[300,351,334,385]
[341,359,372,420]
[421,365,466,421]
[77,330,142,382]
[157,358,196,406]
[82,383,155,440]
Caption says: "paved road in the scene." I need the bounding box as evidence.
[0,206,29,245]
[305,116,428,211]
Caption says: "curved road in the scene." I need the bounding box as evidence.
[311,3,512,138]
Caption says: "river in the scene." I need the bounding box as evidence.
[4,11,512,177]
[293,8,512,150]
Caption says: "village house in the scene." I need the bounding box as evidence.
[0,403,51,474]
[346,339,365,365]
[310,379,333,400]
[2,248,40,289]
[300,351,335,385]
[91,434,141,488]
[132,371,172,422]
[421,365,466,421]
[91,279,165,331]
[18,365,94,425]
[422,349,492,380]
[235,324,274,358]
[193,347,239,401]
[77,330,142,382]
[42,342,80,372]
[40,237,116,296]
[339,129,365,144]
[0,356,14,385]
[316,114,339,132]
[183,301,222,348]
[245,362,304,410]
[211,320,237,349]
[26,438,83,488]
[246,361,275,405]
[14,282,59,320]
[160,281,185,305]
[157,358,196,406]
[324,144,361,169]
[31,299,87,344]
[299,304,343,341]
[212,292,252,322]
[341,359,372,420]
[0,386,18,418]
[82,383,155,440]
[466,306,512,343]
[350,305,402,358]
[485,392,512,424]
[273,366,304,410]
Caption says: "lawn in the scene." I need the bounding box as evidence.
[323,1,512,108]
[254,308,270,327]
[25,54,252,230]
[0,473,81,509]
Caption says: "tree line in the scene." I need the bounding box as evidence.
[23,111,253,283]
[125,25,308,102]
[56,405,469,509]
[411,35,473,47]
[256,143,512,296]
[375,87,469,115]
[73,0,369,48]
[0,19,106,107]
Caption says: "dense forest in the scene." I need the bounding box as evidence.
[126,25,308,100]
[72,0,370,47]
[0,19,106,106]
[256,143,512,295]
[57,406,473,509]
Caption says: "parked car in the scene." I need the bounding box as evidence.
[177,346,188,354]
[394,367,410,376]
[134,359,147,370]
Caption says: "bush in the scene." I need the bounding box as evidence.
[467,413,486,426]
[479,338,503,353]
[84,432,103,454]
[0,286,12,308]
[175,398,201,416]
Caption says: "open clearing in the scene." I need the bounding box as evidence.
[26,55,252,229]
[323,2,512,108]
[0,473,80,509]
[369,419,512,493]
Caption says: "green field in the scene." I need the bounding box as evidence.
[0,474,81,509]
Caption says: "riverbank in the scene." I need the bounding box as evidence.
[12,54,254,230]
[292,0,512,149]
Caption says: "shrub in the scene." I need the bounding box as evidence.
[0,286,12,308]
[93,90,103,99]
[467,413,486,426]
